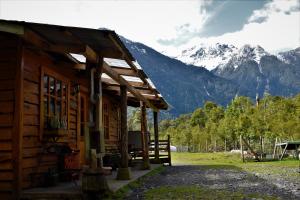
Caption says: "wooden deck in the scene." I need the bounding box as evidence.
[21,164,162,199]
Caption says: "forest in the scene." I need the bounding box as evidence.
[128,94,300,153]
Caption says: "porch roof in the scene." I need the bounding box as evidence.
[0,19,168,110]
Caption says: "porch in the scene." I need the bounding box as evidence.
[21,164,162,199]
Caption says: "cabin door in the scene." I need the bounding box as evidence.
[79,91,88,166]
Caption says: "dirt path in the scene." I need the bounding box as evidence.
[124,165,300,199]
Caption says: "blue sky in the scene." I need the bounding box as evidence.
[0,0,299,55]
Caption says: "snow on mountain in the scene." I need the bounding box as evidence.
[215,45,270,73]
[175,43,238,70]
[175,43,270,71]
[277,47,300,65]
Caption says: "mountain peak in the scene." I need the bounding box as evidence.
[175,43,238,71]
[236,44,269,64]
[176,43,271,71]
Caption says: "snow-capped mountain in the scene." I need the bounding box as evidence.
[120,36,300,117]
[277,47,300,65]
[175,43,270,71]
[175,43,238,70]
[214,45,269,75]
[120,37,245,116]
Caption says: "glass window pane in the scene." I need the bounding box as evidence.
[57,100,61,116]
[50,97,55,115]
[56,80,61,97]
[44,117,48,129]
[44,97,48,116]
[64,101,67,115]
[50,77,55,95]
[43,76,48,94]
[62,83,67,100]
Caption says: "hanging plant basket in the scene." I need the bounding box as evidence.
[44,129,68,137]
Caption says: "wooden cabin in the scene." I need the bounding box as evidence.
[0,20,168,199]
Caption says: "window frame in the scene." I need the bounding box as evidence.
[40,67,70,137]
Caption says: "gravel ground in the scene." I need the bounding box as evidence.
[124,165,300,200]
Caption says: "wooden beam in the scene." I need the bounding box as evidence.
[104,85,154,95]
[0,21,24,35]
[111,67,138,77]
[107,34,159,98]
[22,28,84,53]
[102,61,159,111]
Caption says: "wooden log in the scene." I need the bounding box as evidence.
[273,137,278,159]
[119,85,128,168]
[116,85,131,180]
[241,136,260,161]
[280,143,288,161]
[153,111,159,162]
[140,101,150,169]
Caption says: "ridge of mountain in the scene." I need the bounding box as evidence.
[121,36,300,117]
[121,37,250,116]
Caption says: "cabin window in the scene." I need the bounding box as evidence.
[103,103,109,139]
[43,74,68,129]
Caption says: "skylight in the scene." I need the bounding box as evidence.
[69,53,86,63]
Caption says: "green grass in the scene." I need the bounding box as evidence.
[144,186,278,200]
[107,166,166,200]
[172,152,300,181]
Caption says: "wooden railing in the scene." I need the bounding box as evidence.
[149,135,171,166]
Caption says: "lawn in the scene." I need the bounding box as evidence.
[172,152,300,181]
[112,152,299,199]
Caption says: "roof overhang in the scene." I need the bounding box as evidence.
[0,19,168,110]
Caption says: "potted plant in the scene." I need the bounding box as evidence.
[44,115,68,137]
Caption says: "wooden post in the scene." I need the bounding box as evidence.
[153,111,160,163]
[273,137,277,159]
[116,85,131,180]
[214,139,217,152]
[95,59,105,167]
[280,143,288,161]
[242,137,260,161]
[167,135,172,166]
[13,40,23,199]
[260,135,263,160]
[240,135,245,163]
[141,101,151,169]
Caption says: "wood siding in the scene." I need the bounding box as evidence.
[20,48,85,189]
[0,34,122,197]
[0,33,21,199]
[103,95,120,153]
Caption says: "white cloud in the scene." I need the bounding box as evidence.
[0,0,206,52]
[0,0,298,56]
[170,0,300,55]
